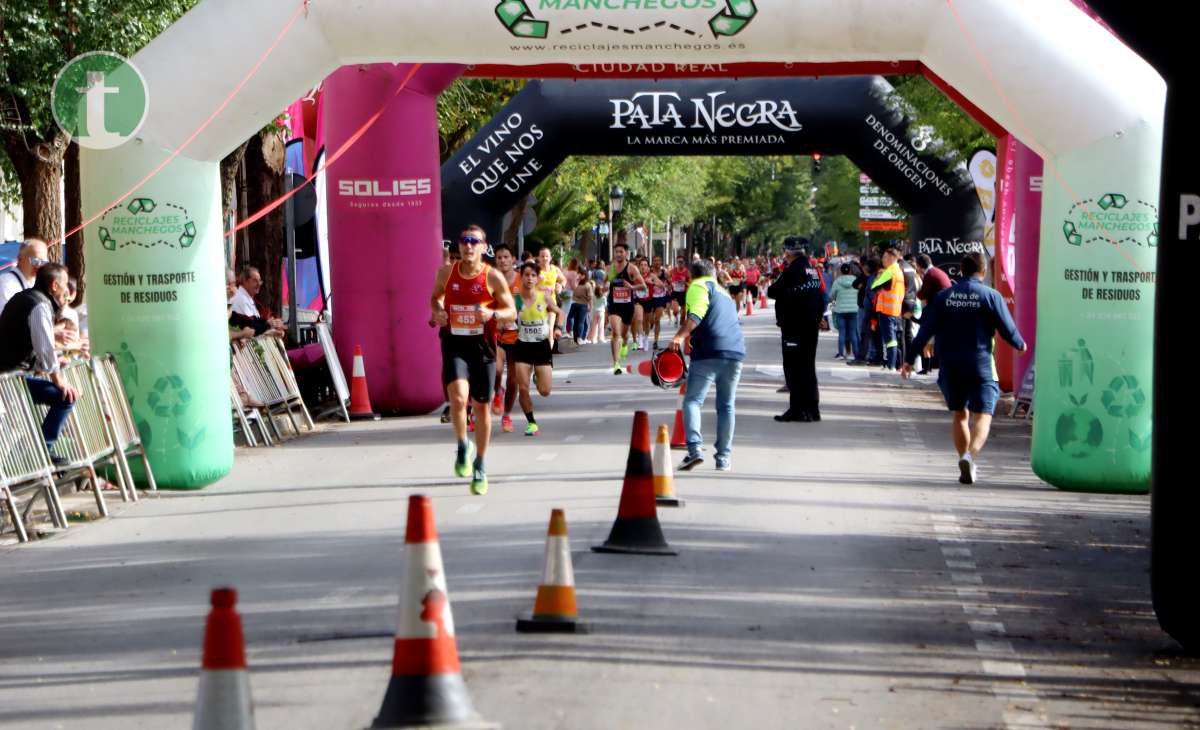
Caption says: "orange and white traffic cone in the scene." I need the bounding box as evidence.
[371,495,494,729]
[670,382,687,451]
[349,345,381,421]
[745,295,754,316]
[653,425,684,508]
[517,509,588,634]
[193,588,255,730]
[760,290,768,309]
[593,411,677,556]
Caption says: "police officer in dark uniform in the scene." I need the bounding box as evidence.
[768,237,827,423]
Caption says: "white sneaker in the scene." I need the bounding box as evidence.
[957,453,977,485]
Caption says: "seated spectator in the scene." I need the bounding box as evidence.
[225,269,258,341]
[228,267,284,337]
[0,263,78,465]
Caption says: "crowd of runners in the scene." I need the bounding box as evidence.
[428,226,793,494]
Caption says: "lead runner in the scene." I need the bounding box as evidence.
[430,225,516,495]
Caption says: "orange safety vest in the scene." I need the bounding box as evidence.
[874,263,904,317]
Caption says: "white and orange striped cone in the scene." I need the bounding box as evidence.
[670,382,687,451]
[516,509,588,634]
[193,588,255,730]
[371,495,495,729]
[350,345,382,421]
[759,290,768,309]
[745,295,754,316]
[653,425,684,508]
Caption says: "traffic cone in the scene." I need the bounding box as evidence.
[592,411,677,556]
[760,290,768,309]
[516,509,588,634]
[193,588,255,730]
[371,495,495,729]
[745,296,754,316]
[653,425,684,508]
[350,345,381,421]
[670,382,687,451]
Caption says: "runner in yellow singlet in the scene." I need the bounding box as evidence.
[512,261,566,436]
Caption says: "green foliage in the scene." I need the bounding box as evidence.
[812,154,869,249]
[437,78,523,159]
[885,75,995,163]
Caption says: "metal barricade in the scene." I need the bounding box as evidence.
[231,380,273,447]
[93,354,158,495]
[258,336,315,432]
[230,337,312,440]
[312,322,350,423]
[42,361,113,517]
[0,371,68,540]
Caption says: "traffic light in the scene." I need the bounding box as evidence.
[811,152,823,176]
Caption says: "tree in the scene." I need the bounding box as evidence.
[436,78,522,162]
[0,0,198,275]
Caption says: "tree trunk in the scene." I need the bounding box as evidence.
[64,142,85,296]
[220,140,250,226]
[503,194,530,246]
[243,132,285,319]
[3,135,66,258]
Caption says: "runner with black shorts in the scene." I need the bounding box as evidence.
[512,261,566,436]
[607,242,644,374]
[492,244,521,433]
[728,257,746,313]
[647,255,671,350]
[669,255,690,325]
[430,225,516,495]
[633,257,654,351]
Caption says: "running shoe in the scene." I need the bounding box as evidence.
[454,440,475,479]
[502,415,513,432]
[613,362,624,375]
[524,423,539,437]
[491,392,503,416]
[714,459,731,472]
[619,342,629,360]
[958,453,977,485]
[470,466,489,496]
[678,453,704,471]
[630,339,640,352]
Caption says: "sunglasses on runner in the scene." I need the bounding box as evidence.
[459,235,485,245]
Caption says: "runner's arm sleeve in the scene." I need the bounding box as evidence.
[685,282,710,323]
[989,290,1026,351]
[906,296,940,366]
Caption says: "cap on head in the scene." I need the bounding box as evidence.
[782,236,810,255]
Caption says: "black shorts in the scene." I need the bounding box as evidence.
[498,339,517,357]
[672,290,687,306]
[441,336,496,403]
[513,339,553,367]
[651,296,670,311]
[747,284,759,298]
[609,302,635,325]
[729,284,744,296]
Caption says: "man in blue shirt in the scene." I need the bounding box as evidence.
[670,258,746,472]
[901,252,1026,485]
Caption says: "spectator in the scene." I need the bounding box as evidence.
[871,247,906,371]
[899,253,920,367]
[567,273,594,345]
[914,254,953,374]
[229,266,284,336]
[0,238,49,311]
[225,269,256,341]
[850,258,881,365]
[901,252,1026,484]
[671,257,746,471]
[769,237,826,423]
[829,263,860,360]
[0,263,78,464]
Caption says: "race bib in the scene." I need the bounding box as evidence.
[449,304,484,336]
[653,285,667,298]
[673,280,686,292]
[613,286,632,304]
[519,320,549,342]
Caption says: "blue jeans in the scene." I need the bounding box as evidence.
[835,313,859,357]
[26,377,74,451]
[567,302,590,341]
[683,358,743,463]
[878,315,900,369]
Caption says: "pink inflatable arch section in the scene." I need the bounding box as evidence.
[322,64,463,414]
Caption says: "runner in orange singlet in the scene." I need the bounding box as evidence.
[430,226,515,495]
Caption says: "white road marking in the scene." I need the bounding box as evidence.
[946,560,978,570]
[976,639,1017,655]
[982,661,1027,678]
[969,621,1007,636]
[536,452,558,462]
[564,434,584,443]
[587,418,605,425]
[456,503,484,514]
[941,546,972,558]
[952,572,984,585]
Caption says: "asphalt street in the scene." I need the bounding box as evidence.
[1,308,1196,729]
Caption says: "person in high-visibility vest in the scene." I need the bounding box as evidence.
[871,247,906,370]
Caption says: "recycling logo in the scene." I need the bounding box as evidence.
[146,374,192,419]
[1062,193,1158,248]
[97,197,196,251]
[494,0,756,39]
[1100,375,1146,419]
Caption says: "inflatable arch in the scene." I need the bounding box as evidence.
[441,76,985,276]
[81,0,1162,496]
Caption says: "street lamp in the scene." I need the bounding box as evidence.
[596,211,607,261]
[608,185,624,260]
